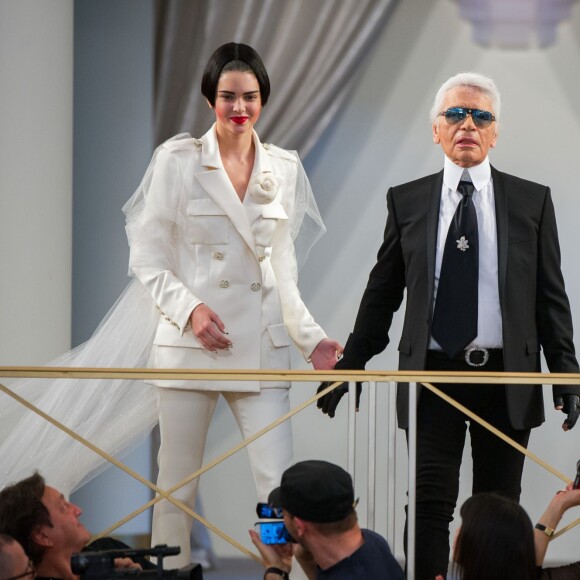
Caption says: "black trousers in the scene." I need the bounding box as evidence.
[406,350,531,580]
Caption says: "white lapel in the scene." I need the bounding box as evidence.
[194,125,257,255]
[243,131,278,227]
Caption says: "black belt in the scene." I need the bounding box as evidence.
[428,347,503,368]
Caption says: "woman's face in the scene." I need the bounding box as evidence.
[212,70,262,137]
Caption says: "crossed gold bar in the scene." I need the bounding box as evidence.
[1,367,579,558]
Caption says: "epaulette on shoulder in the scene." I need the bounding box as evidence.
[262,142,296,163]
[162,137,203,153]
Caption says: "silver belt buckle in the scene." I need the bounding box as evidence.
[465,346,489,367]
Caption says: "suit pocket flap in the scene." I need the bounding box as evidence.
[261,204,288,220]
[153,322,202,348]
[266,323,292,347]
[398,337,412,355]
[525,338,540,355]
[187,198,227,216]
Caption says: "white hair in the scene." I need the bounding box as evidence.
[430,72,501,127]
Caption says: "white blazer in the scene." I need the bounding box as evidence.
[128,125,326,391]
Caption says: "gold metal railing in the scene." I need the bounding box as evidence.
[1,367,580,574]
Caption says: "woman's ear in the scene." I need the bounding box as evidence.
[206,98,213,110]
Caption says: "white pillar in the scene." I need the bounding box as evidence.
[0,0,73,365]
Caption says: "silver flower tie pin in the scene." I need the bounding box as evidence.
[456,236,469,251]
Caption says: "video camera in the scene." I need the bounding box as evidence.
[71,544,202,580]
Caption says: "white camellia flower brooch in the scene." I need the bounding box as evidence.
[248,173,279,204]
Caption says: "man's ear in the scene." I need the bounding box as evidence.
[432,121,441,144]
[490,127,498,149]
[292,516,308,537]
[31,526,53,548]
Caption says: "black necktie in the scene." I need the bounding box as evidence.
[431,181,479,358]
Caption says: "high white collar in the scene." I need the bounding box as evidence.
[443,155,491,193]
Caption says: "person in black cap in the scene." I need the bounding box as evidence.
[249,460,402,579]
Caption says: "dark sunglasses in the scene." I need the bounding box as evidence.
[439,107,496,128]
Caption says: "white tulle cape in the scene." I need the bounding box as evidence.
[0,279,159,495]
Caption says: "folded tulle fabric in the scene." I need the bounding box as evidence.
[0,279,159,495]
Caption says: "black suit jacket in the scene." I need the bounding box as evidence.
[344,167,580,429]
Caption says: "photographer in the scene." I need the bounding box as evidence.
[434,487,580,580]
[0,473,144,580]
[250,460,402,579]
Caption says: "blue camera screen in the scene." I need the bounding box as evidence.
[257,521,289,545]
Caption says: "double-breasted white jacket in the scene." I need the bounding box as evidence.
[128,124,327,391]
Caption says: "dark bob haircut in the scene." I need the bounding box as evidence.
[201,42,270,107]
[453,493,536,580]
[0,472,52,567]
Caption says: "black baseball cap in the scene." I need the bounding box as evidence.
[268,460,355,523]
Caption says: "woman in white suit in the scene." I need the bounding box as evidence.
[126,43,342,567]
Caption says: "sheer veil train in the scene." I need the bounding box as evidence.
[0,137,177,495]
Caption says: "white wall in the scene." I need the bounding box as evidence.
[0,0,73,365]
[69,0,155,537]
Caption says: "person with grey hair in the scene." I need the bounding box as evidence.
[316,71,580,579]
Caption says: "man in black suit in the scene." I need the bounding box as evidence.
[317,72,580,579]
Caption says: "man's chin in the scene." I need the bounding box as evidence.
[453,152,482,168]
[79,529,92,545]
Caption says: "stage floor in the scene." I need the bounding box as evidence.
[203,558,263,579]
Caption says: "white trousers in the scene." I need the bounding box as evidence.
[151,387,293,568]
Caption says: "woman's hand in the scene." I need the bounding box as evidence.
[190,304,232,352]
[534,484,580,566]
[545,484,580,516]
[310,338,343,370]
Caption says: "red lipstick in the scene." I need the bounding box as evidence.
[231,116,248,125]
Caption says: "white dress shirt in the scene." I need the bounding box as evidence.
[429,155,503,350]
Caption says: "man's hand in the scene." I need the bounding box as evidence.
[190,303,232,352]
[316,355,363,418]
[309,338,343,370]
[113,558,142,572]
[248,529,292,575]
[316,381,362,418]
[554,394,580,431]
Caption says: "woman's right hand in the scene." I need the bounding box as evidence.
[190,304,232,352]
